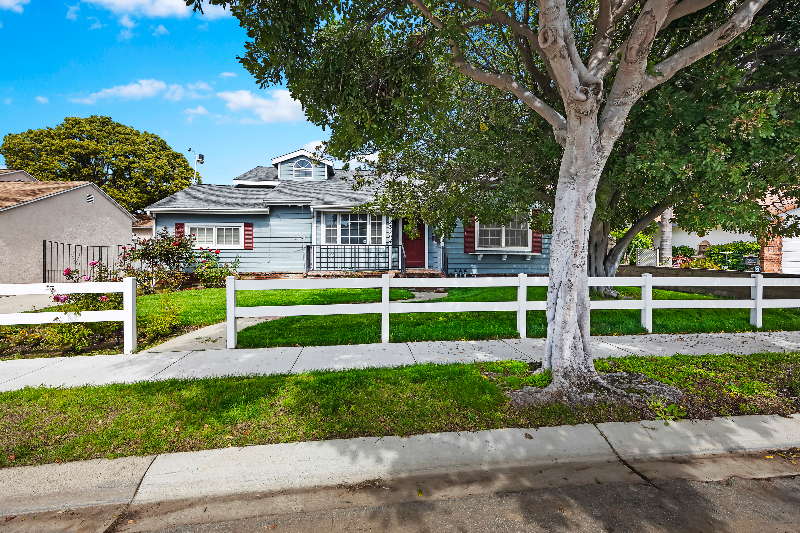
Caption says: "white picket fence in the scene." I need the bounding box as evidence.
[0,278,137,354]
[225,273,800,348]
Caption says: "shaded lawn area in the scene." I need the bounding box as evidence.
[136,287,415,327]
[237,286,800,348]
[2,351,797,468]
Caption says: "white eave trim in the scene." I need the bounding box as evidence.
[271,149,334,167]
[147,207,272,214]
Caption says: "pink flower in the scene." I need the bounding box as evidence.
[53,295,67,303]
[199,247,203,250]
[100,296,108,302]
[63,268,71,276]
[89,260,98,267]
[214,250,220,254]
[82,275,91,281]
[122,246,127,250]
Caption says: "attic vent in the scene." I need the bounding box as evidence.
[86,194,94,203]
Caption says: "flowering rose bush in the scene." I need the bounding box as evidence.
[45,261,123,353]
[120,227,196,293]
[194,248,240,288]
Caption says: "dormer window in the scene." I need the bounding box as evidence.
[293,158,313,179]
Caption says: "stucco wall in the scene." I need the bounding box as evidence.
[654,225,754,251]
[0,185,134,283]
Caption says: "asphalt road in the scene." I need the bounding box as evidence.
[141,476,800,533]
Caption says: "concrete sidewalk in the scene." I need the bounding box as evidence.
[1,414,798,531]
[2,331,800,392]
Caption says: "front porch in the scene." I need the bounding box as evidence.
[305,244,408,274]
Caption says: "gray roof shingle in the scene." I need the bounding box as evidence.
[146,178,379,211]
[233,166,278,182]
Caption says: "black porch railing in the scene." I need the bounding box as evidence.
[43,240,129,283]
[306,245,405,275]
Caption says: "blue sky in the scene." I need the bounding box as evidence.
[0,0,329,184]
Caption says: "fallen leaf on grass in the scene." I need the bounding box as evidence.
[8,455,14,461]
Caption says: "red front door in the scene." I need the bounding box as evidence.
[402,221,425,268]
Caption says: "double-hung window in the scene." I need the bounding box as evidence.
[188,224,243,249]
[323,213,384,245]
[475,214,529,251]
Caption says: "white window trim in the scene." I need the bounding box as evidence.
[186,223,245,250]
[474,219,531,253]
[293,158,314,180]
[321,212,387,245]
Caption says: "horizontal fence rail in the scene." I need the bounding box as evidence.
[226,274,800,348]
[225,273,800,348]
[0,278,137,354]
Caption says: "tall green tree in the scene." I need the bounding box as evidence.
[0,115,200,214]
[191,0,785,393]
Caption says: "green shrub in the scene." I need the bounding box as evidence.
[141,294,181,340]
[705,241,760,271]
[672,245,695,258]
[194,249,240,288]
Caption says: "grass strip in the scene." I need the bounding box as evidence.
[2,352,797,468]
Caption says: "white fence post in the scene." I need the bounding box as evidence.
[226,276,237,349]
[750,273,763,328]
[517,273,527,339]
[123,277,137,354]
[381,274,390,343]
[641,273,653,333]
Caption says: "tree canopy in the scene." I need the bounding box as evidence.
[189,0,789,392]
[0,116,200,214]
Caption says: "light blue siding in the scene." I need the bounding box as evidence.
[154,206,312,272]
[277,156,329,181]
[442,221,551,275]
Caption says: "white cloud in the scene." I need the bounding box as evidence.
[219,72,237,78]
[83,0,188,18]
[164,81,211,101]
[151,23,168,36]
[0,0,30,14]
[66,3,80,20]
[118,12,136,27]
[87,16,104,29]
[184,105,208,114]
[183,105,208,123]
[302,140,325,153]
[71,78,166,104]
[117,12,136,39]
[35,96,49,104]
[196,2,228,19]
[216,90,305,123]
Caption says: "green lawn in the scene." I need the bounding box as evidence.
[2,351,797,468]
[237,286,800,348]
[136,287,415,327]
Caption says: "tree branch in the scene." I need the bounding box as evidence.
[536,0,584,102]
[534,189,556,206]
[643,0,769,92]
[661,0,716,30]
[611,0,643,24]
[451,51,568,143]
[606,202,671,268]
[588,0,614,72]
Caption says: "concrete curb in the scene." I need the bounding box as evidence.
[1,414,798,516]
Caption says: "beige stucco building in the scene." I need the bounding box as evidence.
[0,181,136,283]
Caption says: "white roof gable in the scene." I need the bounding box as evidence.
[271,149,334,168]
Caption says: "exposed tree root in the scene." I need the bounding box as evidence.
[507,372,684,412]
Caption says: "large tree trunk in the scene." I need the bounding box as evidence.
[659,207,673,266]
[543,114,609,388]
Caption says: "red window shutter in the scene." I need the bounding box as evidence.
[530,209,542,254]
[175,223,185,238]
[244,223,254,250]
[464,216,476,253]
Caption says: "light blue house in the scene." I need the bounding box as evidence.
[145,149,551,276]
